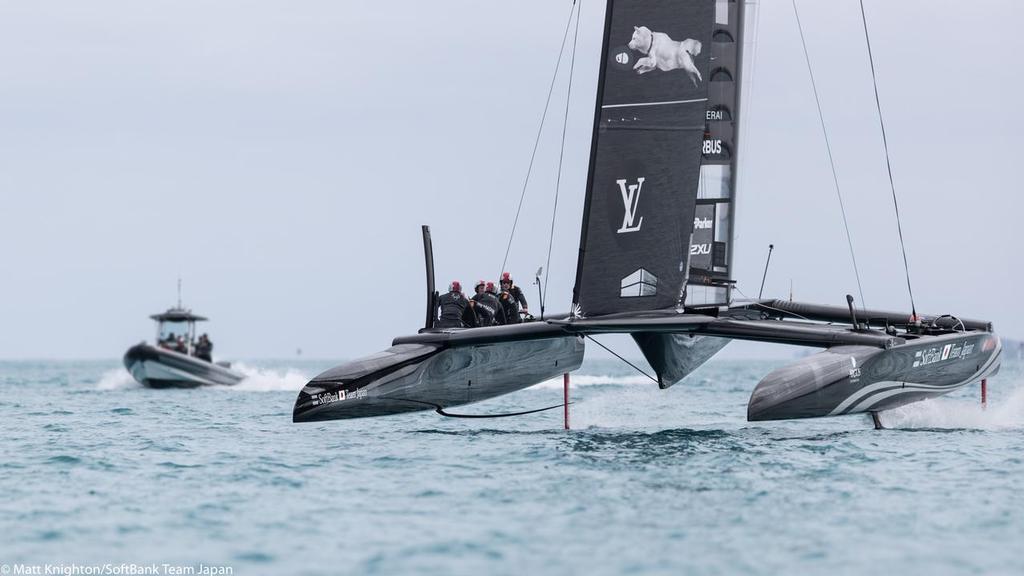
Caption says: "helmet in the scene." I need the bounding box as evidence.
[449,280,461,292]
[485,281,496,294]
[501,272,512,284]
[474,280,486,291]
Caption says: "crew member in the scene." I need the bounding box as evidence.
[437,281,473,328]
[471,280,500,327]
[486,281,508,325]
[499,272,530,323]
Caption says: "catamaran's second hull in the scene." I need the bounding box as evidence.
[747,332,1001,421]
[293,329,584,422]
[123,343,244,388]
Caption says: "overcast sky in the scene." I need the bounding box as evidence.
[1,0,1021,360]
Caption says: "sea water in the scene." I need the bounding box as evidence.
[1,357,1022,575]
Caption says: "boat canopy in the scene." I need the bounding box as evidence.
[149,308,208,322]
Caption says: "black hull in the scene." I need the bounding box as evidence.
[294,323,585,422]
[123,343,244,389]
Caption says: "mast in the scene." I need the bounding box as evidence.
[687,0,745,307]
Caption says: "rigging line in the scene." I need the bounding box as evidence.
[791,0,866,311]
[390,398,569,419]
[585,335,660,385]
[858,0,917,318]
[739,0,763,180]
[499,1,578,278]
[543,0,582,306]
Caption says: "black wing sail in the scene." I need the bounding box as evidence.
[573,0,716,317]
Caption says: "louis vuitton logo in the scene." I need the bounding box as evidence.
[615,177,645,234]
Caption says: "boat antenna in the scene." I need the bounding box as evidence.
[177,276,182,309]
[858,0,917,319]
[498,1,578,279]
[792,0,866,310]
[534,267,545,319]
[846,294,860,330]
[757,244,773,299]
[543,0,582,309]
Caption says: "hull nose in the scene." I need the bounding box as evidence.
[293,383,431,422]
[292,343,440,422]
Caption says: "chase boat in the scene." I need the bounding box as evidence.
[124,306,243,388]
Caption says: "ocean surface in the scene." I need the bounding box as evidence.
[2,356,1022,575]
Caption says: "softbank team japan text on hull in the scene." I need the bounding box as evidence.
[293,0,1002,427]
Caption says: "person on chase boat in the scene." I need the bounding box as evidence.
[194,333,213,362]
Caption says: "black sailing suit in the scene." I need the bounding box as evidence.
[437,291,473,328]
[471,292,501,327]
[499,284,529,324]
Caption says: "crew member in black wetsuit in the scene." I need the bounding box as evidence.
[471,280,500,327]
[437,281,475,328]
[486,281,508,325]
[499,272,530,323]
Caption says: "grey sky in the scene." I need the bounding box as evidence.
[1,1,1021,360]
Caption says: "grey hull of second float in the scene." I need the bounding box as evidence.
[748,331,1001,421]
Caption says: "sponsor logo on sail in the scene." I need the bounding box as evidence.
[849,357,861,382]
[615,177,645,234]
[620,268,658,297]
[706,110,724,121]
[693,217,712,230]
[690,243,711,255]
[702,139,722,155]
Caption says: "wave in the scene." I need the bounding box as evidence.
[232,363,310,392]
[533,373,653,389]
[93,364,309,392]
[96,368,140,390]
[881,384,1024,430]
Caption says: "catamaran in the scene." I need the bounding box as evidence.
[293,0,1000,426]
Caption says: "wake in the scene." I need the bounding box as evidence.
[231,363,309,392]
[96,368,140,390]
[93,364,310,391]
[533,373,652,389]
[881,383,1024,430]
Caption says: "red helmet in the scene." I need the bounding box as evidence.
[501,272,512,284]
[486,281,496,294]
[449,280,461,292]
